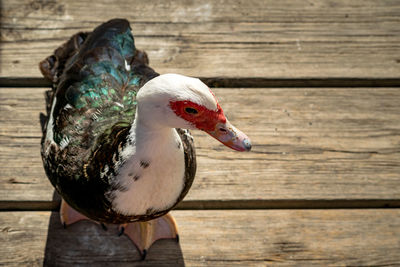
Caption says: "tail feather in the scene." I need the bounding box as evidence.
[39,32,88,84]
[39,31,88,133]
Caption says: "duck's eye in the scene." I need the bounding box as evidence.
[185,107,198,115]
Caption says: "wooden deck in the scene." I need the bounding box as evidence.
[1,0,400,266]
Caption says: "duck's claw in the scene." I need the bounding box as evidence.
[100,223,108,231]
[118,226,125,236]
[118,213,179,260]
[141,249,148,260]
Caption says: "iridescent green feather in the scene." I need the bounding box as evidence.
[53,28,141,150]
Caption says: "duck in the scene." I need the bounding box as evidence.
[39,18,251,259]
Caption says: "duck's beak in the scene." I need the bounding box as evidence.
[205,119,251,152]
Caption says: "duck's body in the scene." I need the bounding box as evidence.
[39,19,250,258]
[41,19,197,223]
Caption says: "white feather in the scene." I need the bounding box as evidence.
[124,59,131,71]
[137,74,217,111]
[59,136,70,150]
[109,126,185,215]
[45,97,58,154]
[64,104,73,110]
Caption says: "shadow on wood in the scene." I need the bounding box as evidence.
[0,0,2,76]
[43,192,186,266]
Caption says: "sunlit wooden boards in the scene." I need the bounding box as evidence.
[1,210,399,266]
[1,87,399,205]
[1,0,399,78]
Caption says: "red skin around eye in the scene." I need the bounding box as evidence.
[169,100,226,131]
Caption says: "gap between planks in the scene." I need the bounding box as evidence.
[1,77,400,88]
[1,199,400,212]
[2,210,400,266]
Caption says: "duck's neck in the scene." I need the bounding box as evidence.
[109,111,185,215]
[130,112,178,158]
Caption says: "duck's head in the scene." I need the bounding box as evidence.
[137,74,251,152]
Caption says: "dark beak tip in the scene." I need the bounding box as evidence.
[243,139,252,151]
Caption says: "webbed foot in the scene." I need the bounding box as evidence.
[118,213,179,260]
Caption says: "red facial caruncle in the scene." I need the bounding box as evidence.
[169,99,251,152]
[169,100,226,131]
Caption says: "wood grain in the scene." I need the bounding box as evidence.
[1,210,400,266]
[1,0,400,79]
[1,87,399,204]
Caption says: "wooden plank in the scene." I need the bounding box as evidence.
[1,0,400,79]
[1,87,400,205]
[1,210,400,266]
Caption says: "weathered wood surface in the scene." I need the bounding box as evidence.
[1,87,399,205]
[1,0,400,79]
[1,1,399,266]
[1,210,400,266]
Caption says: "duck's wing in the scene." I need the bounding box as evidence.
[40,19,158,206]
[174,129,197,204]
[40,19,158,157]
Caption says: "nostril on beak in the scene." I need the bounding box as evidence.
[219,127,227,133]
[243,139,252,151]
